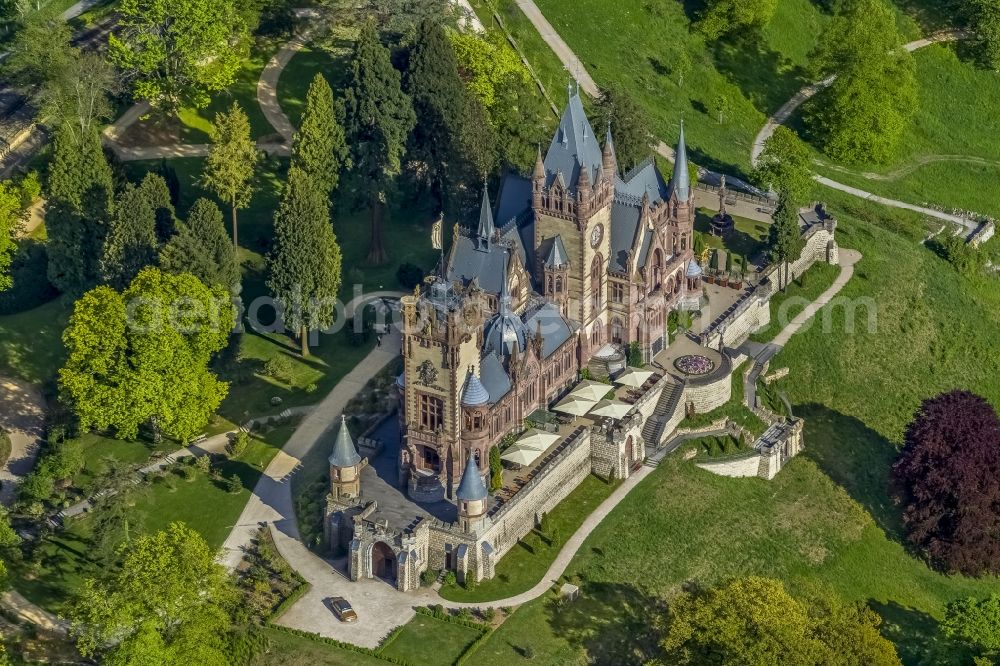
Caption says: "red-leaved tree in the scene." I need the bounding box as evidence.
[892,390,1000,576]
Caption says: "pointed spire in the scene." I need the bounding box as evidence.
[498,248,512,312]
[477,185,495,245]
[602,120,617,180]
[461,368,490,407]
[672,118,691,203]
[329,415,361,468]
[456,451,488,501]
[533,145,545,181]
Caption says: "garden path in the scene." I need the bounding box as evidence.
[0,376,46,506]
[751,30,979,231]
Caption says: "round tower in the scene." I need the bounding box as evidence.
[460,369,491,475]
[456,451,489,533]
[329,415,363,500]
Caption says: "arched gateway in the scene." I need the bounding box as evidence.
[370,541,397,584]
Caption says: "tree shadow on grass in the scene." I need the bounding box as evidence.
[869,599,967,666]
[711,32,812,118]
[543,581,665,665]
[794,403,904,540]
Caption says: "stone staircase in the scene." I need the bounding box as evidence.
[642,381,684,453]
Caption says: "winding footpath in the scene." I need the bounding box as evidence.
[0,377,46,507]
[751,30,979,231]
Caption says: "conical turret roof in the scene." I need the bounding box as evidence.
[456,453,488,501]
[328,415,362,468]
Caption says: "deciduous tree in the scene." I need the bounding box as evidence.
[343,21,415,264]
[968,0,1000,70]
[291,73,348,197]
[697,0,778,39]
[70,522,236,665]
[753,126,814,207]
[267,167,342,356]
[942,593,1000,658]
[891,390,1000,576]
[160,198,239,290]
[660,577,900,665]
[109,0,247,111]
[0,181,24,292]
[808,0,917,164]
[201,102,258,251]
[595,84,652,171]
[59,268,233,442]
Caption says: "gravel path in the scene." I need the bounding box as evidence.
[0,377,46,507]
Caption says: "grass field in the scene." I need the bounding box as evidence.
[14,425,294,613]
[253,628,391,665]
[439,475,616,602]
[0,298,70,386]
[378,615,482,666]
[694,208,769,263]
[750,261,841,342]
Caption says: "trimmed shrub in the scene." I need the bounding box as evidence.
[226,474,244,494]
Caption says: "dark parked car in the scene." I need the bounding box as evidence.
[328,596,358,623]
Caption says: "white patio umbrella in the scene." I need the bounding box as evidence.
[570,379,612,401]
[501,444,545,466]
[588,399,633,420]
[515,428,561,451]
[614,367,654,388]
[553,394,598,416]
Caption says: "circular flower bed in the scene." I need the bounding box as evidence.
[674,354,716,376]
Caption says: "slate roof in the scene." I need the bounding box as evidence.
[618,158,670,205]
[496,174,532,229]
[478,352,511,403]
[456,453,488,501]
[542,91,603,192]
[483,251,529,356]
[328,415,361,468]
[686,258,703,278]
[609,201,641,272]
[544,235,569,267]
[447,225,527,295]
[523,302,573,358]
[671,119,691,203]
[476,188,495,241]
[461,371,490,407]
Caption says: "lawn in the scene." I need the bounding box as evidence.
[0,298,70,386]
[454,202,1000,665]
[694,207,769,263]
[804,44,1000,219]
[13,424,294,613]
[749,260,841,342]
[677,360,767,436]
[439,475,616,602]
[378,614,482,666]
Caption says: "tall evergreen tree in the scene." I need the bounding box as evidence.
[0,181,22,292]
[160,198,239,291]
[405,19,471,213]
[344,21,415,264]
[201,102,258,252]
[767,197,804,292]
[291,73,349,197]
[45,127,114,295]
[100,175,173,291]
[267,167,343,356]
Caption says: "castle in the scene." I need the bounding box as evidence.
[324,92,836,591]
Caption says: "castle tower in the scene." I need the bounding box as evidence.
[668,119,695,255]
[460,369,491,472]
[532,146,545,209]
[329,415,363,500]
[542,235,570,316]
[456,451,489,533]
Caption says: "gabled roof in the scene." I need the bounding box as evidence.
[478,352,511,404]
[495,174,532,230]
[447,225,527,295]
[523,302,573,358]
[328,415,361,468]
[542,91,603,193]
[619,158,670,205]
[609,201,641,272]
[544,235,569,267]
[456,453,488,501]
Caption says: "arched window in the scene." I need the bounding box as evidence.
[611,317,623,343]
[652,249,663,291]
[555,276,563,293]
[591,321,603,347]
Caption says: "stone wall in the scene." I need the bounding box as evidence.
[694,418,805,481]
[695,453,762,478]
[702,294,770,349]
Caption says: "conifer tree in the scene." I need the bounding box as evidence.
[160,198,239,290]
[45,127,114,295]
[344,21,415,264]
[767,197,804,292]
[405,19,470,212]
[267,167,343,356]
[101,175,173,291]
[291,73,349,197]
[201,102,258,251]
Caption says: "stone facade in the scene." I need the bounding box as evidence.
[695,418,805,480]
